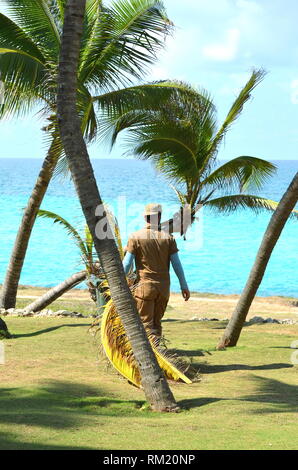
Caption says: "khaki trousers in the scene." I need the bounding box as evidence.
[134,281,169,338]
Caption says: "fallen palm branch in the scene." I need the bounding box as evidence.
[91,284,194,387]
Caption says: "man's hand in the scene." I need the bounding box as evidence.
[182,289,190,301]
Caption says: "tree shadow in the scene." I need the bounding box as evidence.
[12,324,90,338]
[178,376,298,413]
[179,397,224,410]
[0,430,95,450]
[0,380,145,450]
[168,348,211,358]
[240,375,298,414]
[193,362,293,374]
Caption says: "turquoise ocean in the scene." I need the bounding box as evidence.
[0,158,297,297]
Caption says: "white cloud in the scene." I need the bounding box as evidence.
[202,28,240,62]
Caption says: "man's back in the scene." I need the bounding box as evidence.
[122,204,189,339]
[127,224,178,285]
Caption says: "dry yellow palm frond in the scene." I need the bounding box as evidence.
[97,295,192,388]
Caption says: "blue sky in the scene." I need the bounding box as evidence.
[1,0,298,161]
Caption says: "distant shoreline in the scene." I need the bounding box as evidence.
[12,284,298,303]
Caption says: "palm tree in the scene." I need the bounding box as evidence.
[23,210,94,313]
[217,171,298,349]
[57,0,179,412]
[0,0,180,309]
[107,71,281,231]
[0,317,11,339]
[24,207,123,312]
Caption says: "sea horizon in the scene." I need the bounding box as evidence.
[0,158,297,297]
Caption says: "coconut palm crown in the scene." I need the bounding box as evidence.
[0,0,188,308]
[107,69,283,226]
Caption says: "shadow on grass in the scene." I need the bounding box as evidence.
[241,375,298,414]
[0,431,95,450]
[168,348,209,358]
[178,376,298,414]
[179,397,223,410]
[192,362,293,374]
[12,324,90,338]
[0,380,145,450]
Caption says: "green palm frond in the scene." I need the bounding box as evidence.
[0,13,51,117]
[0,54,47,117]
[208,69,266,159]
[5,0,61,57]
[201,157,277,194]
[49,0,66,27]
[102,81,214,146]
[85,224,94,259]
[94,81,191,119]
[102,82,215,184]
[79,0,172,88]
[170,185,187,205]
[37,209,89,260]
[204,194,298,219]
[0,13,46,62]
[77,85,98,142]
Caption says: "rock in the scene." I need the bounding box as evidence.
[281,319,297,325]
[73,312,84,318]
[37,309,54,316]
[22,311,34,317]
[6,308,16,315]
[264,318,280,324]
[55,310,73,317]
[48,310,57,316]
[249,316,265,324]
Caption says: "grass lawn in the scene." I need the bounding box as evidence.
[0,292,298,450]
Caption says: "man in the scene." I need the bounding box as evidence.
[122,203,190,340]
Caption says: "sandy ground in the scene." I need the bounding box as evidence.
[16,285,298,321]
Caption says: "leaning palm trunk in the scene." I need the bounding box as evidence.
[24,270,87,313]
[57,0,178,412]
[0,317,11,339]
[217,171,298,349]
[0,136,60,309]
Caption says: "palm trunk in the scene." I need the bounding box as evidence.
[0,137,60,309]
[0,317,11,339]
[57,0,178,412]
[217,171,298,349]
[24,270,87,313]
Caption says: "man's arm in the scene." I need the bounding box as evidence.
[123,251,135,275]
[170,252,190,301]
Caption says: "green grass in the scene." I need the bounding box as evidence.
[0,316,297,450]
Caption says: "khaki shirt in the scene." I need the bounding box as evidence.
[126,224,178,294]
